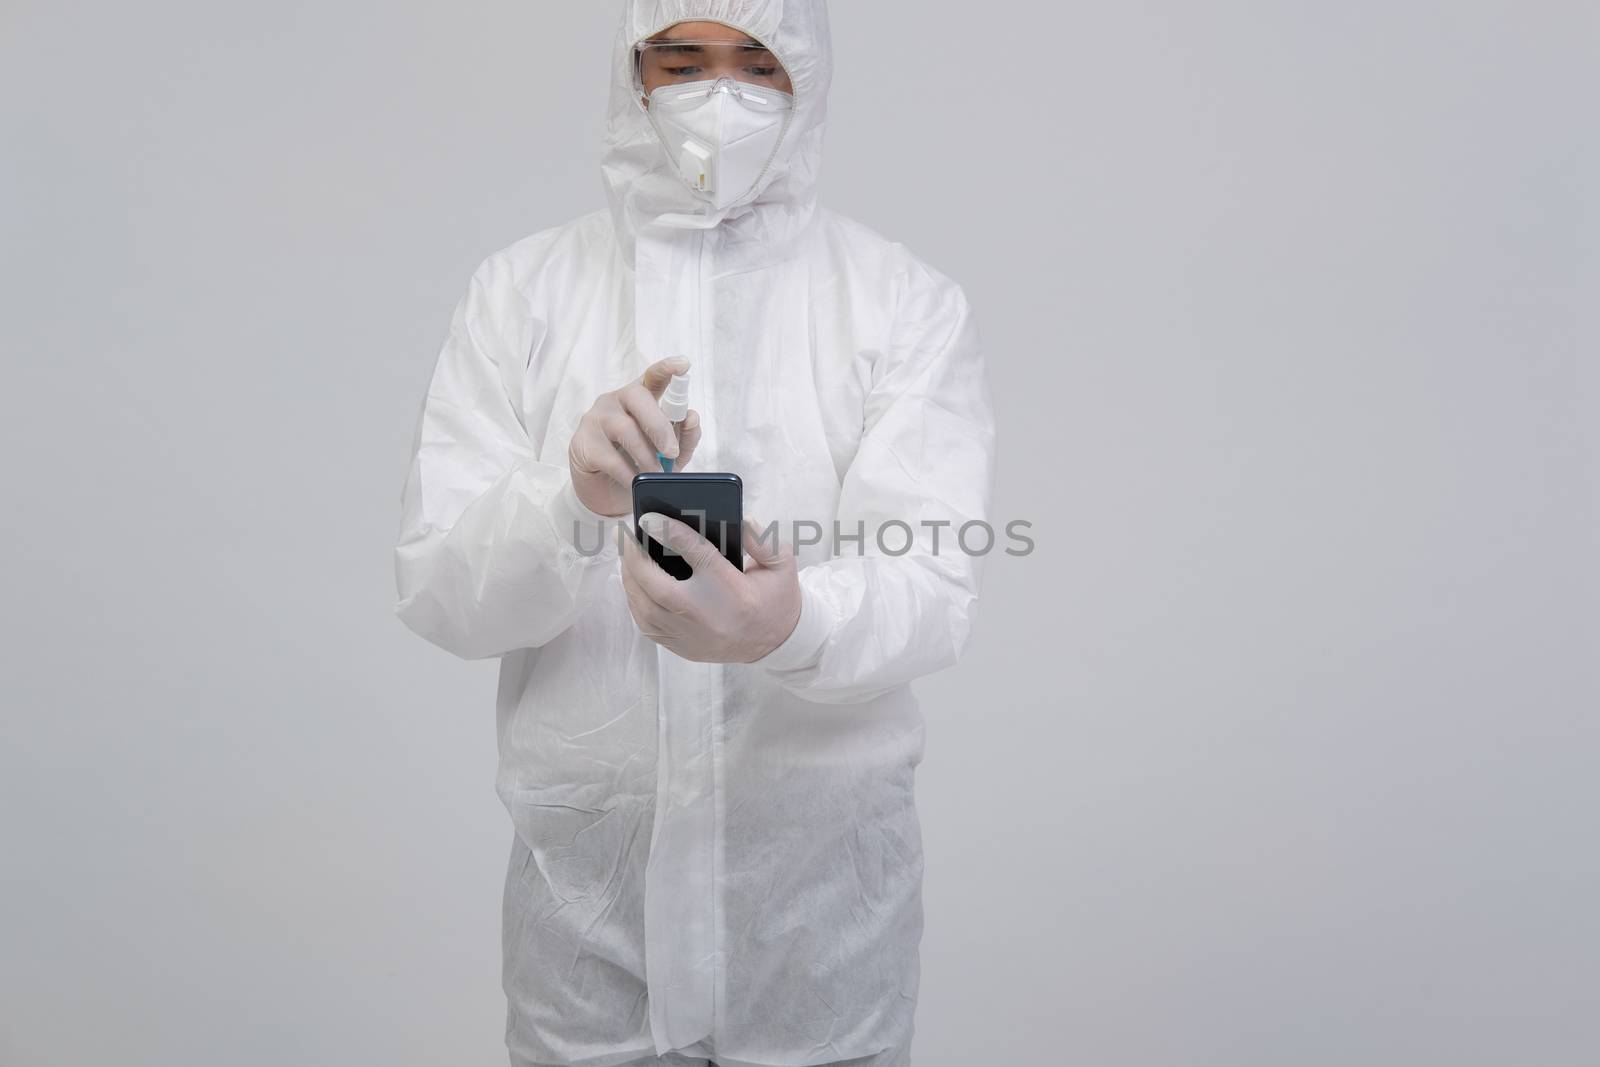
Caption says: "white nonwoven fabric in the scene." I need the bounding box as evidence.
[395,2,995,1064]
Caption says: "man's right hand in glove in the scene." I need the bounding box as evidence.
[568,356,703,517]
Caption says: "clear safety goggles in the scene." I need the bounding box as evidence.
[644,74,795,116]
[633,37,794,97]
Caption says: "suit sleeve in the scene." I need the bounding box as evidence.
[753,273,997,703]
[393,260,618,660]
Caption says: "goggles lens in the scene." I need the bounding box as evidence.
[635,38,793,94]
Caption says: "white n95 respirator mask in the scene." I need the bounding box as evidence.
[645,76,794,210]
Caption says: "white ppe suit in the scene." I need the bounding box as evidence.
[394,2,995,1064]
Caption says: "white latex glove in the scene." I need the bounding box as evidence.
[621,512,802,663]
[569,357,704,517]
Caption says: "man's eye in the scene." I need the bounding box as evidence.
[665,65,703,77]
[746,66,779,78]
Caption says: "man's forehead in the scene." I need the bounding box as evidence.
[651,21,765,48]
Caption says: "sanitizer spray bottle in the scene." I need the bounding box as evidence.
[658,369,691,472]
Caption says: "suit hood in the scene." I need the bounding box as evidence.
[600,0,833,261]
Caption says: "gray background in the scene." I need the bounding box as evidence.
[3,1,1595,1064]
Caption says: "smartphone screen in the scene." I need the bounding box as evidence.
[631,472,744,580]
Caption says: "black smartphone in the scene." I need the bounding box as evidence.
[632,472,744,581]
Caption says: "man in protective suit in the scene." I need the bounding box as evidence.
[396,3,995,1064]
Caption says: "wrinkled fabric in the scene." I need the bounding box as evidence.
[394,1,995,1065]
